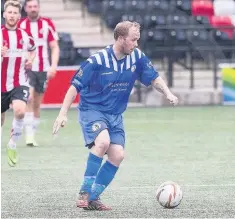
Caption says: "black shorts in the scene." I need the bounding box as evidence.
[28,71,47,93]
[1,86,30,113]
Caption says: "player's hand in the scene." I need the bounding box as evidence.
[25,59,33,70]
[1,45,8,57]
[47,66,57,79]
[52,114,67,135]
[167,93,178,106]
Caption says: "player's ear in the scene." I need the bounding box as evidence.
[3,12,6,19]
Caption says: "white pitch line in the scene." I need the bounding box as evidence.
[2,184,235,194]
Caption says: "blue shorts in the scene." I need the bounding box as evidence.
[78,109,125,148]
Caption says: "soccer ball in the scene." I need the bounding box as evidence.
[156,181,183,208]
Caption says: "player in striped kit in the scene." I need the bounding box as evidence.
[53,21,178,210]
[18,0,60,146]
[1,0,36,167]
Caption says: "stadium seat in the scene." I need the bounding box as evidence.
[102,0,124,28]
[103,0,124,14]
[192,0,214,16]
[190,16,211,31]
[58,32,75,66]
[144,14,167,28]
[194,16,210,26]
[213,0,235,16]
[122,14,144,27]
[104,11,122,29]
[124,0,146,14]
[73,48,91,65]
[147,0,170,14]
[212,30,234,45]
[211,30,234,59]
[144,44,166,59]
[141,29,166,47]
[209,16,235,38]
[167,29,188,46]
[187,29,211,46]
[167,14,190,25]
[86,0,103,14]
[58,32,73,47]
[171,0,192,15]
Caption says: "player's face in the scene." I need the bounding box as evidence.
[25,0,40,19]
[4,6,21,28]
[122,27,140,55]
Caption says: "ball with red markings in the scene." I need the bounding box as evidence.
[156,181,183,208]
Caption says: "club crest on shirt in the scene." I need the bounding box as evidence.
[77,69,83,77]
[92,123,101,132]
[131,65,136,72]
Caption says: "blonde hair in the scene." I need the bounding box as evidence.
[114,21,140,40]
[4,0,22,12]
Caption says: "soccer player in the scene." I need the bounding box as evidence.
[1,0,36,167]
[18,0,60,146]
[53,21,178,210]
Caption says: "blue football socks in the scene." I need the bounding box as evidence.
[80,152,103,193]
[89,161,118,201]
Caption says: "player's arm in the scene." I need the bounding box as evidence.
[137,51,178,106]
[151,77,178,106]
[53,61,95,135]
[47,20,60,79]
[48,40,59,77]
[1,45,8,57]
[1,31,8,57]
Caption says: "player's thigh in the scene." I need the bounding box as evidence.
[109,116,125,147]
[34,71,47,94]
[94,129,110,148]
[79,110,110,149]
[12,100,27,118]
[90,129,111,155]
[11,86,29,118]
[106,144,125,166]
[1,92,11,114]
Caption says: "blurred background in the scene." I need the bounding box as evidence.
[1,0,235,107]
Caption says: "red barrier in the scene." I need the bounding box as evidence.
[42,66,79,108]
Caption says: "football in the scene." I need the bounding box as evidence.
[156,181,183,208]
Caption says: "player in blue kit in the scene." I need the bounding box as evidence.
[53,21,178,210]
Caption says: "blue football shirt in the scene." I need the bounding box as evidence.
[71,45,159,114]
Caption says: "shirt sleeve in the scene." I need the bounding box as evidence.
[47,19,59,42]
[71,60,96,93]
[137,52,159,87]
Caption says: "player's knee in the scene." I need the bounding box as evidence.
[111,150,125,164]
[14,108,25,119]
[95,139,110,152]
